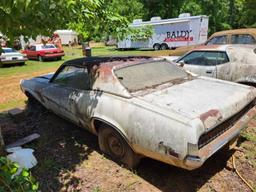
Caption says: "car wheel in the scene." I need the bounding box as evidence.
[18,62,25,66]
[161,43,169,50]
[98,126,140,169]
[0,62,3,68]
[38,56,44,62]
[153,43,161,51]
[26,93,46,114]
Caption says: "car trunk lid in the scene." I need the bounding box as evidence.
[137,77,256,130]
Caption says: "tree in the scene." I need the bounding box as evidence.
[0,0,70,42]
[239,0,256,27]
[141,0,186,20]
[0,0,127,43]
[106,0,145,22]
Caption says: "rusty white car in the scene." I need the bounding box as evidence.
[20,56,256,170]
[175,45,256,86]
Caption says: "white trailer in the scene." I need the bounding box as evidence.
[118,13,209,50]
[54,30,78,45]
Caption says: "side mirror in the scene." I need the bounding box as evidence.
[178,61,185,68]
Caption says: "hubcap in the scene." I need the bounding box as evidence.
[108,135,124,157]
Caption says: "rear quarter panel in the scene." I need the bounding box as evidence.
[91,92,194,160]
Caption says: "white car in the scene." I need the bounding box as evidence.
[0,47,27,67]
[175,45,256,86]
[20,57,256,170]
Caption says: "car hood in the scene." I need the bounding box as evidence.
[34,73,54,82]
[137,77,256,130]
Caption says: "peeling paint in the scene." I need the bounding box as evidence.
[20,56,256,170]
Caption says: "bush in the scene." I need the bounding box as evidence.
[0,157,39,192]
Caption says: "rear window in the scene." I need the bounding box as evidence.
[114,61,188,92]
[3,48,17,53]
[231,34,256,44]
[41,45,56,49]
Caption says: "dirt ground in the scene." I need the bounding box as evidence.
[1,103,256,192]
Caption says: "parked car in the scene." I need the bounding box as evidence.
[171,28,256,56]
[175,45,256,86]
[23,44,64,61]
[20,56,256,170]
[0,47,27,67]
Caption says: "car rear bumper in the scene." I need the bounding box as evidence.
[43,53,65,58]
[1,58,27,64]
[184,106,256,170]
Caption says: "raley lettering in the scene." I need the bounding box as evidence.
[166,30,192,39]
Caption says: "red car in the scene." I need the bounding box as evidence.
[23,44,65,61]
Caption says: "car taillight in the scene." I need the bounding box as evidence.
[0,55,6,60]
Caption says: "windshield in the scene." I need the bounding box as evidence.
[3,48,17,53]
[115,61,188,92]
[41,45,56,49]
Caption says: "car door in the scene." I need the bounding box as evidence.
[25,46,37,59]
[177,51,218,78]
[40,65,92,125]
[214,51,231,81]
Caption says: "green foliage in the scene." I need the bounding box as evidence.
[0,156,39,192]
[239,0,256,28]
[139,0,255,35]
[0,0,255,43]
[106,0,145,22]
[0,0,69,41]
[130,26,153,41]
[67,0,128,41]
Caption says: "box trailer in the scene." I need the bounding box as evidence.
[118,13,209,50]
[54,30,78,45]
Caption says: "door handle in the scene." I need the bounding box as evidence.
[206,70,212,74]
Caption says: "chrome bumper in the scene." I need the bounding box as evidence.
[184,106,256,170]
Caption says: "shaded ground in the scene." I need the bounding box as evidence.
[1,103,255,192]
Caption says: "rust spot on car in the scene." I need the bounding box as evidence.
[200,109,222,123]
[158,141,179,158]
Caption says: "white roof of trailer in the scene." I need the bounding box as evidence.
[55,30,77,35]
[130,15,208,27]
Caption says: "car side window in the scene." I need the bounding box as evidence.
[53,65,90,90]
[206,35,228,45]
[179,51,229,66]
[29,46,36,51]
[231,34,256,44]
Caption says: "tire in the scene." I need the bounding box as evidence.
[26,93,46,114]
[98,126,140,169]
[38,56,44,62]
[160,43,169,50]
[153,43,161,51]
[18,62,25,66]
[0,62,3,68]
